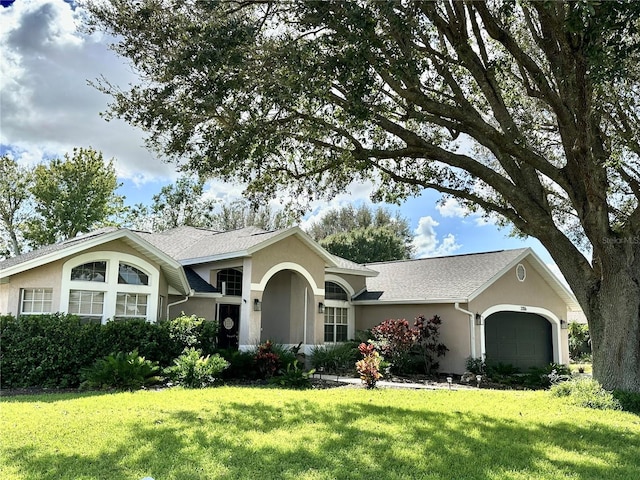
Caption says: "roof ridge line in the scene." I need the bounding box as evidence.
[364,248,527,266]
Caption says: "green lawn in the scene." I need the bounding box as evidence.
[1,386,638,480]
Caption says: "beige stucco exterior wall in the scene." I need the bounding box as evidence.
[251,236,326,292]
[355,303,472,374]
[469,259,570,364]
[470,259,567,318]
[328,273,367,298]
[0,259,66,315]
[169,296,217,322]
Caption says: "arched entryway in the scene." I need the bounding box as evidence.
[260,269,315,346]
[483,310,555,369]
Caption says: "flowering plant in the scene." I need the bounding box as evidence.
[355,342,382,389]
[255,340,280,379]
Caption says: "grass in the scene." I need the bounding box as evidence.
[1,387,639,480]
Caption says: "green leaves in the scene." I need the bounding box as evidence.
[24,147,124,248]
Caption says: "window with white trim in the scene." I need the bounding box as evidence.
[323,281,352,343]
[118,263,149,285]
[217,268,242,296]
[68,290,104,323]
[20,288,53,315]
[71,261,107,282]
[62,252,158,324]
[324,306,349,342]
[115,292,148,319]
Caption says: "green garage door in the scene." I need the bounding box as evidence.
[485,312,553,369]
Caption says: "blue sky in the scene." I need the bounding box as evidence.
[0,0,557,277]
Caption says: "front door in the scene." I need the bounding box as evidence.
[218,304,240,350]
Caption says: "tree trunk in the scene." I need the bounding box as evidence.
[587,254,640,393]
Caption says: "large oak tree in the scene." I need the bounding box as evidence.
[86,1,640,392]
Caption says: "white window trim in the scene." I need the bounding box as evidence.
[61,251,159,324]
[323,276,355,342]
[20,288,54,315]
[323,302,351,343]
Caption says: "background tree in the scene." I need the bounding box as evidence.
[0,156,33,258]
[24,147,125,247]
[320,225,408,264]
[306,204,414,259]
[125,175,294,232]
[125,175,215,231]
[208,199,294,231]
[86,1,640,392]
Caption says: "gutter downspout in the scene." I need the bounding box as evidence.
[167,289,194,320]
[454,302,476,359]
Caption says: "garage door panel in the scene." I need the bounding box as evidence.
[485,312,553,370]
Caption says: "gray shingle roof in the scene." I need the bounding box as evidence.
[356,249,529,302]
[184,266,218,293]
[137,225,285,263]
[0,227,119,271]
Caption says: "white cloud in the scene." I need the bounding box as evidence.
[298,183,376,231]
[412,216,461,258]
[0,0,176,183]
[436,197,500,227]
[437,198,469,218]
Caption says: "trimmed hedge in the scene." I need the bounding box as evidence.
[0,313,218,389]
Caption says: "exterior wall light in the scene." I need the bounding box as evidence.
[560,319,568,329]
[318,302,325,314]
[254,299,261,311]
[475,313,483,325]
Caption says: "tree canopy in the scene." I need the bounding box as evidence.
[24,147,124,248]
[0,156,33,258]
[306,204,414,262]
[125,174,294,232]
[86,1,640,392]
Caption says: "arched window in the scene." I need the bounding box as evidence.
[324,281,351,343]
[62,252,158,324]
[71,261,106,282]
[118,263,149,285]
[325,281,349,300]
[217,269,243,296]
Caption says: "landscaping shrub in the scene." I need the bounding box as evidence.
[0,313,220,389]
[465,356,486,375]
[550,378,622,410]
[369,315,447,375]
[613,390,640,414]
[355,342,383,389]
[254,340,281,379]
[413,314,448,374]
[165,313,219,357]
[0,313,102,388]
[522,363,571,388]
[217,349,258,379]
[269,342,298,370]
[99,318,174,366]
[164,348,229,388]
[81,350,161,390]
[269,360,315,389]
[309,342,359,374]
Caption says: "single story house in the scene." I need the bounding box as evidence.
[0,225,580,373]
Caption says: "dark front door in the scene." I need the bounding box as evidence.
[218,304,240,350]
